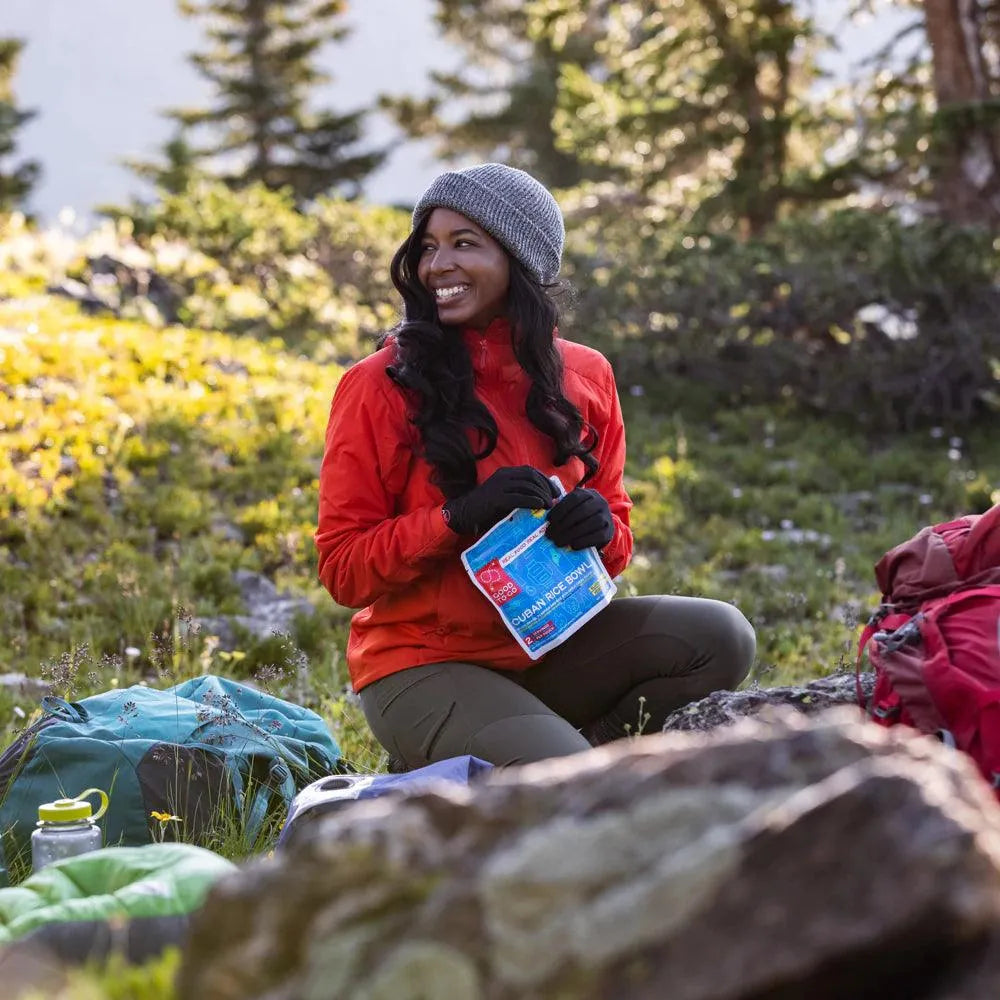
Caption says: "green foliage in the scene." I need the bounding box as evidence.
[540,0,854,233]
[0,295,340,678]
[0,274,996,1000]
[159,0,384,200]
[564,205,1000,429]
[322,691,388,774]
[391,1,1000,234]
[620,397,1000,683]
[3,281,998,712]
[1,209,998,902]
[124,132,202,197]
[24,948,180,1000]
[97,180,408,356]
[380,0,604,189]
[0,38,40,213]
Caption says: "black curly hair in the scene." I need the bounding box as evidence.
[380,212,598,498]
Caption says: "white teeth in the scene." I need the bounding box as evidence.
[435,284,469,301]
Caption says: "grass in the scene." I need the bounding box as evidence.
[619,390,1000,683]
[2,290,998,751]
[20,949,181,1000]
[1,283,997,996]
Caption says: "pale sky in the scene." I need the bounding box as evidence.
[3,0,450,220]
[2,1,912,222]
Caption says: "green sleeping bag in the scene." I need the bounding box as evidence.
[0,843,235,961]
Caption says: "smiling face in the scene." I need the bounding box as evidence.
[416,208,511,330]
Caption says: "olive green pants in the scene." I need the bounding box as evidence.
[359,595,756,769]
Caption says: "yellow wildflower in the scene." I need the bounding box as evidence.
[150,810,181,823]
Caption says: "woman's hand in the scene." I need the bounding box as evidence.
[442,466,558,536]
[545,488,614,551]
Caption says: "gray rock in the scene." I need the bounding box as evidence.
[0,939,68,1000]
[195,570,314,650]
[0,673,51,698]
[829,489,874,516]
[178,708,1000,1000]
[760,526,833,546]
[716,564,790,585]
[87,254,182,323]
[46,278,111,315]
[662,671,874,733]
[208,516,244,543]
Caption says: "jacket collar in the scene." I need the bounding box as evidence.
[460,318,563,384]
[462,317,522,384]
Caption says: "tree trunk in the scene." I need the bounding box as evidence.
[709,0,796,237]
[923,0,1000,227]
[245,0,274,184]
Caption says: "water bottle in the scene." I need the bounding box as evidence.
[31,788,109,872]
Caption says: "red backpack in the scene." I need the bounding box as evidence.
[857,503,1000,793]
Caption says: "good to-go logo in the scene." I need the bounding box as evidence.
[476,559,521,606]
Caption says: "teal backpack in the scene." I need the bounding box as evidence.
[0,675,342,866]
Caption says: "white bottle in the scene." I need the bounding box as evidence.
[31,788,108,872]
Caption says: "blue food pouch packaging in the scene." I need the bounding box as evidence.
[460,478,617,659]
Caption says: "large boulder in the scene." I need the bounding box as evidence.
[178,708,1000,999]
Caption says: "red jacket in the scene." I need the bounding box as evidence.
[315,319,633,691]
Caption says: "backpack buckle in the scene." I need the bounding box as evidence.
[866,604,894,628]
[873,614,924,653]
[873,704,901,720]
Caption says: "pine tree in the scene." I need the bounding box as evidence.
[380,0,604,189]
[166,0,384,200]
[125,131,200,196]
[546,0,853,235]
[0,38,40,213]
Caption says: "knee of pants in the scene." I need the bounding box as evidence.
[711,601,756,689]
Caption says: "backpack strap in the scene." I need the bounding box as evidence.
[860,574,1000,717]
[856,603,895,709]
[914,585,1000,744]
[40,698,89,723]
[188,714,311,843]
[228,756,297,845]
[855,633,873,709]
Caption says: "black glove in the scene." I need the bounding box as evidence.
[545,487,614,551]
[442,466,558,536]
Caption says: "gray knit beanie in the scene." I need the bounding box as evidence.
[412,163,565,284]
